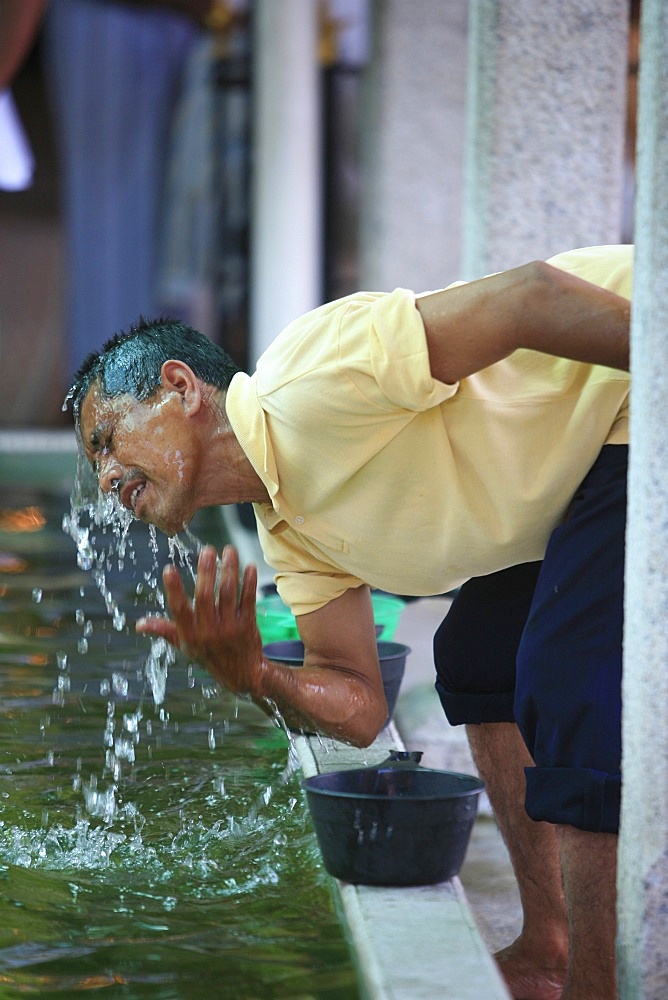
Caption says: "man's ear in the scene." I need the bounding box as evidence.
[161,360,202,416]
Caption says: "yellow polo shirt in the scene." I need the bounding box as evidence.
[226,245,632,616]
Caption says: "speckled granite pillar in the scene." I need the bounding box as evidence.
[359,0,468,291]
[618,1,668,996]
[463,0,630,278]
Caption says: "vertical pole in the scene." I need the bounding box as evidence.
[618,0,668,995]
[250,0,321,364]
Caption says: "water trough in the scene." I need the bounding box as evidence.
[0,430,509,999]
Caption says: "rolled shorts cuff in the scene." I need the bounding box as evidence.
[435,681,516,726]
[524,765,621,833]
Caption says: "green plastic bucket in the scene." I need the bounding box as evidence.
[369,593,406,640]
[256,592,405,643]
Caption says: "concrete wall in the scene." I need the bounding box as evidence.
[463,0,630,278]
[358,0,468,292]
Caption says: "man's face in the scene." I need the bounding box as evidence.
[79,382,202,535]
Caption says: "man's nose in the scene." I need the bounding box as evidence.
[98,455,122,494]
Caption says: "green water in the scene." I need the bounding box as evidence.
[0,483,360,999]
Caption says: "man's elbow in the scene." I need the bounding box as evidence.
[524,257,598,302]
[518,258,559,291]
[343,693,388,748]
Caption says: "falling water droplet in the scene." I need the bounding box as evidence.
[111,673,128,697]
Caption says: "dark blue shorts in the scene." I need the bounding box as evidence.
[434,444,627,834]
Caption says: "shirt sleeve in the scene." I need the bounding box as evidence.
[255,515,365,616]
[365,288,460,411]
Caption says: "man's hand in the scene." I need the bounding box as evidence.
[137,551,389,747]
[136,544,264,697]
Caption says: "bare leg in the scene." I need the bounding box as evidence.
[557,826,618,1000]
[466,722,568,999]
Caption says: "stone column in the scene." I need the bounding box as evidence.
[463,0,629,278]
[617,0,668,995]
[250,0,321,364]
[358,0,468,291]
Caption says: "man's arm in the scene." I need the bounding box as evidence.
[416,260,631,385]
[137,546,387,747]
[286,582,388,743]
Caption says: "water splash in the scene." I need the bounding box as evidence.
[144,637,174,706]
[60,477,196,826]
[0,817,128,870]
[0,477,357,996]
[59,464,299,853]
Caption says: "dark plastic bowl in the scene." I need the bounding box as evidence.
[302,754,484,886]
[262,640,410,722]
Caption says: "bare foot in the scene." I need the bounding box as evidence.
[495,939,568,1000]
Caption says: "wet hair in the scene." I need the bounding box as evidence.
[67,317,241,423]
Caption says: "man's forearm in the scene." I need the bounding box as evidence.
[253,656,387,748]
[418,260,631,384]
[516,261,630,372]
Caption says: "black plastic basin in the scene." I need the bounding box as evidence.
[262,640,410,723]
[302,751,484,886]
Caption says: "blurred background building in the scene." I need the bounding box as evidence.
[0,0,638,428]
[6,4,668,996]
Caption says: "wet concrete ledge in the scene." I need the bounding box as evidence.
[295,726,510,1000]
[0,429,78,491]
